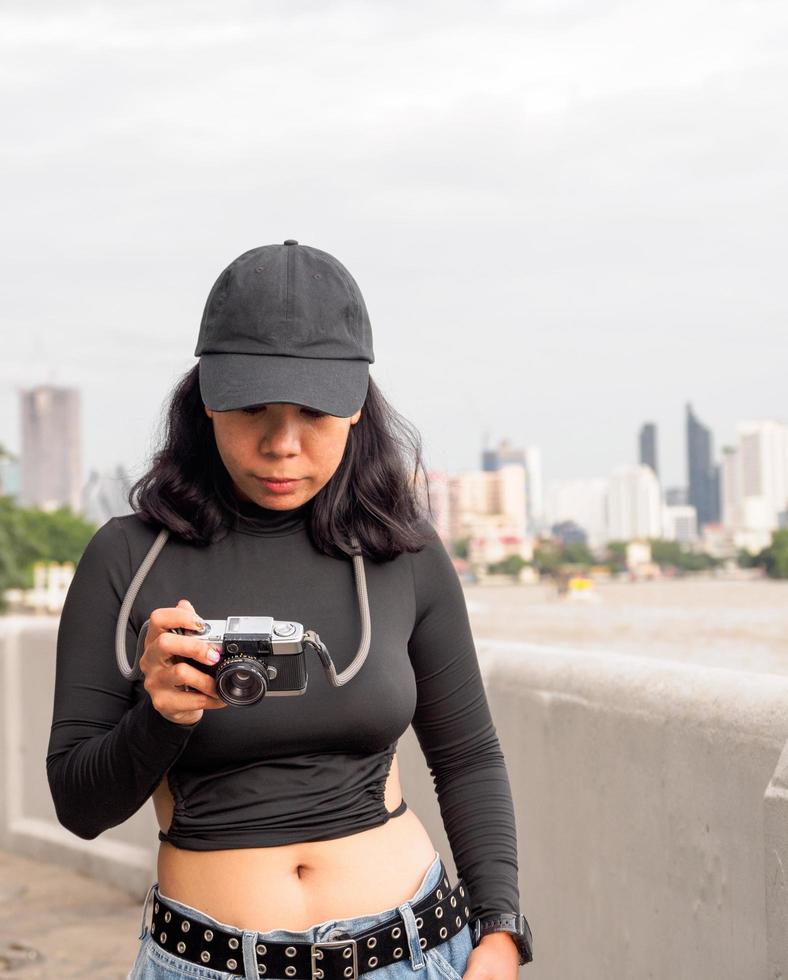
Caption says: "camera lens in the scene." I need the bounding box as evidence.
[217,660,267,705]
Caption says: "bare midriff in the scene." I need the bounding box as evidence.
[153,753,439,933]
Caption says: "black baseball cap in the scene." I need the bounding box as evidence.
[195,240,375,416]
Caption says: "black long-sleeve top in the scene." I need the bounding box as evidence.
[46,498,521,920]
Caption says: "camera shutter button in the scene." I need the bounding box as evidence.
[273,623,296,637]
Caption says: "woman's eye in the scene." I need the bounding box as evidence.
[240,406,326,419]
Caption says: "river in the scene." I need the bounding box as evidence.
[464,576,788,677]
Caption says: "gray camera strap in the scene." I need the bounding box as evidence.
[114,528,371,689]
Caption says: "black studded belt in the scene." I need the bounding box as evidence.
[149,864,471,979]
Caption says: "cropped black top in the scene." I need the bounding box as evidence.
[46,498,520,920]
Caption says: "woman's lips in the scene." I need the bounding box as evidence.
[256,477,301,493]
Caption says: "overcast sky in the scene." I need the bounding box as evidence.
[2,0,786,492]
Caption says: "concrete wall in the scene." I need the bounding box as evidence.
[3,616,788,979]
[1,616,158,895]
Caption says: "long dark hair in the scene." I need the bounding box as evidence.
[127,365,434,562]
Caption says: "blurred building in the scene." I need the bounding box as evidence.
[481,436,525,473]
[0,451,22,500]
[20,385,82,513]
[686,402,720,529]
[545,477,608,550]
[481,436,544,535]
[81,464,135,526]
[662,504,698,544]
[4,561,75,615]
[665,486,688,507]
[720,419,788,552]
[639,421,659,478]
[699,523,738,560]
[524,445,545,535]
[448,464,530,565]
[607,464,663,542]
[551,520,588,547]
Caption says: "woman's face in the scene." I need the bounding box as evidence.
[205,401,362,509]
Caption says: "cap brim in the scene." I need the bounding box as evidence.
[198,353,369,416]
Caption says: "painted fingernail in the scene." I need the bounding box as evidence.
[207,650,221,663]
[194,619,206,631]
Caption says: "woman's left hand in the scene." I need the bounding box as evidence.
[462,931,521,977]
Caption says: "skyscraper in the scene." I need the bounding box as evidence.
[479,437,543,534]
[607,464,663,541]
[638,422,659,478]
[720,419,788,551]
[481,437,527,470]
[686,402,720,528]
[20,385,82,513]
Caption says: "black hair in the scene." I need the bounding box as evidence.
[127,365,434,562]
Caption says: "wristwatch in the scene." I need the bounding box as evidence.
[470,912,533,965]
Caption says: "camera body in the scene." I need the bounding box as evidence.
[171,616,308,706]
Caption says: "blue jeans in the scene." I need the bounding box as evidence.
[128,850,473,980]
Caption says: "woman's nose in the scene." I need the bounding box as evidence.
[259,415,301,455]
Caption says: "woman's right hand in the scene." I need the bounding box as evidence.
[140,598,229,726]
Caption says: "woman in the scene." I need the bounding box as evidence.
[46,241,531,980]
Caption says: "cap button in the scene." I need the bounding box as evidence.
[283,239,298,246]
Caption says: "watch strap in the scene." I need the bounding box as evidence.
[471,912,533,965]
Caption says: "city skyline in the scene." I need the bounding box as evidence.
[2,375,781,498]
[3,378,786,503]
[7,381,787,560]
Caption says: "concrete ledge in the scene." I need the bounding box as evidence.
[0,616,160,899]
[472,641,788,980]
[764,738,788,980]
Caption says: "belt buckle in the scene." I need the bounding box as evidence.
[310,937,358,980]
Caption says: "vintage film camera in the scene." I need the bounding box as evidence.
[170,616,308,706]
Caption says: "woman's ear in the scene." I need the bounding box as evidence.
[350,408,362,425]
[204,405,213,419]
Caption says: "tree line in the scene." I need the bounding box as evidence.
[452,530,788,580]
[0,496,97,614]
